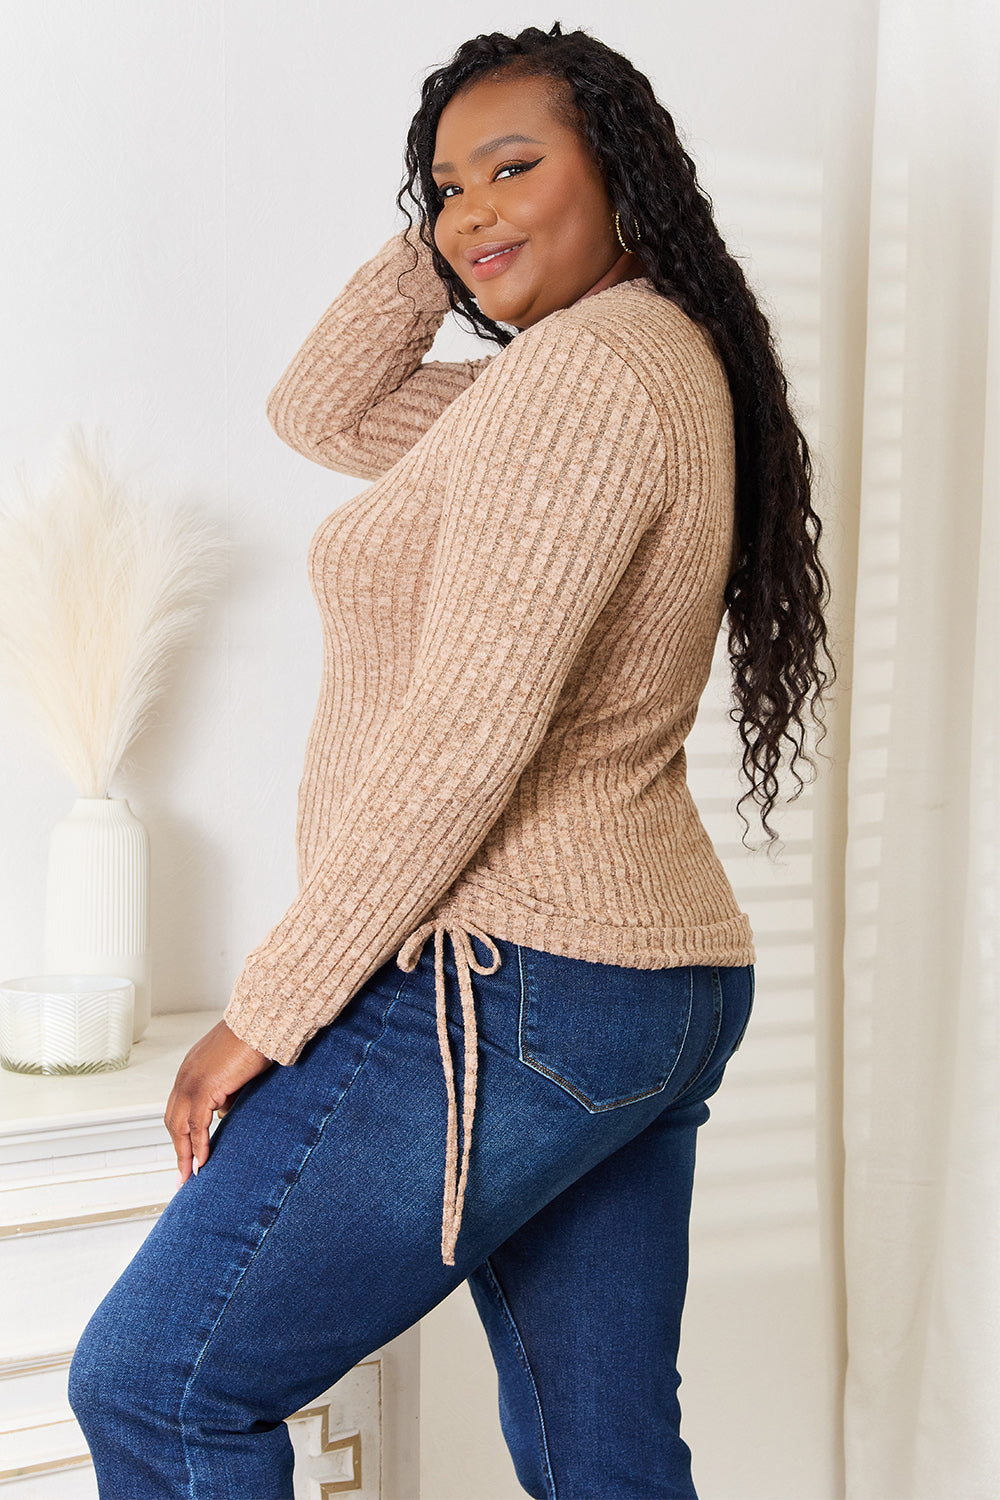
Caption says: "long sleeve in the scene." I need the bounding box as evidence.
[266,230,493,480]
[225,316,670,1063]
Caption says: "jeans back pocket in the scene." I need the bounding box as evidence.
[517,946,693,1113]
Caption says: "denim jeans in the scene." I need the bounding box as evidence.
[69,930,754,1500]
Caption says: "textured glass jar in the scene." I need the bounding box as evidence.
[0,975,134,1074]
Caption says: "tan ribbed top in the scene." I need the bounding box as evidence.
[224,229,755,1073]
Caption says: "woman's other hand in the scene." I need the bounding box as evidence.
[164,1020,273,1183]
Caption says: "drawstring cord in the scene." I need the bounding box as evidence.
[395,919,501,1265]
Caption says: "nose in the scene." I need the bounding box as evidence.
[455,187,499,236]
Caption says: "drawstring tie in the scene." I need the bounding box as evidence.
[395,919,501,1266]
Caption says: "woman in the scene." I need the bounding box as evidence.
[70,23,831,1500]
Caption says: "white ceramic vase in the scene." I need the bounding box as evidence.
[43,798,151,1042]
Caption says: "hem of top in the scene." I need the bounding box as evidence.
[426,888,756,970]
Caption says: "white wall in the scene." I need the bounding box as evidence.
[0,2,872,1495]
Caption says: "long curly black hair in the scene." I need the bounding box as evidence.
[396,23,834,848]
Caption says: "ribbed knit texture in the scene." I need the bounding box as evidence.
[224,230,755,1067]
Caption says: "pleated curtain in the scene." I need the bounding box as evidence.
[841,0,1000,1493]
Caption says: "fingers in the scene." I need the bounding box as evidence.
[166,1120,206,1182]
[163,1021,275,1184]
[164,1085,198,1182]
[163,1071,216,1181]
[188,1109,213,1177]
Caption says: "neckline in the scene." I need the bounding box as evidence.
[570,274,656,304]
[504,275,659,339]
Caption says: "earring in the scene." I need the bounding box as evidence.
[614,210,641,253]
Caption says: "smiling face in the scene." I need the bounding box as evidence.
[430,71,626,330]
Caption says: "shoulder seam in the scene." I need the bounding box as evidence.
[551,315,671,472]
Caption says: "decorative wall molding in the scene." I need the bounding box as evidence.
[0,1352,73,1384]
[0,1449,92,1487]
[287,1359,382,1500]
[289,1410,362,1493]
[0,1202,168,1241]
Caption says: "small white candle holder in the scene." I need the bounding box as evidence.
[0,975,135,1075]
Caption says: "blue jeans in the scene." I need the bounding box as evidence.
[69,930,754,1499]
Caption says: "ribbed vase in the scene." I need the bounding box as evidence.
[43,798,151,1042]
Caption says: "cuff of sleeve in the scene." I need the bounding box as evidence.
[363,227,453,318]
[223,971,310,1066]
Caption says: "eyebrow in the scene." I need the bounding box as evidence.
[431,134,545,175]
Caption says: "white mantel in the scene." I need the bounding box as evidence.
[0,1012,418,1497]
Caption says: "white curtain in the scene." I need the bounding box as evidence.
[842,0,1000,1494]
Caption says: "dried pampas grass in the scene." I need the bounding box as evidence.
[0,425,227,797]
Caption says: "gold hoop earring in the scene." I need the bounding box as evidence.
[614,210,641,253]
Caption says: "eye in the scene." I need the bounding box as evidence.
[495,157,543,180]
[435,158,544,201]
